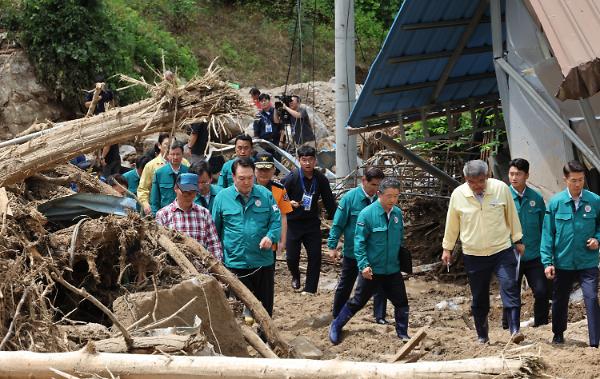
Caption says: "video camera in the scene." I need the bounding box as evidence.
[274,94,293,124]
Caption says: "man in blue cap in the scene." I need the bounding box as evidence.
[156,173,222,260]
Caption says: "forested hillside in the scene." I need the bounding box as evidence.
[0,0,401,111]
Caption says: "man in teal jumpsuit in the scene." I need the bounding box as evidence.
[190,160,222,212]
[541,160,600,347]
[329,178,410,345]
[218,134,253,188]
[151,141,189,215]
[212,157,281,316]
[502,158,549,328]
[328,167,388,323]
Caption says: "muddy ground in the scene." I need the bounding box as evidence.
[270,258,600,378]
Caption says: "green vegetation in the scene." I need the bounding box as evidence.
[0,0,404,108]
[0,0,198,109]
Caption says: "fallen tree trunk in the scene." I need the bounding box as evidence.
[0,66,251,187]
[240,324,278,359]
[0,350,544,378]
[175,232,293,357]
[92,334,201,354]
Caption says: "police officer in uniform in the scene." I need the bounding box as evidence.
[329,178,410,344]
[328,167,388,324]
[541,160,600,347]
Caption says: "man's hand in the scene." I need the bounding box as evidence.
[586,238,599,251]
[328,247,342,261]
[544,265,556,280]
[290,200,300,208]
[143,204,151,216]
[441,249,452,265]
[515,243,525,256]
[361,266,373,280]
[259,236,273,250]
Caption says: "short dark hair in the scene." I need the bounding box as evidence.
[379,177,401,193]
[190,160,211,177]
[509,158,529,174]
[235,134,253,146]
[291,95,301,103]
[297,145,316,158]
[135,155,151,170]
[232,157,255,174]
[108,174,127,188]
[158,132,171,145]
[249,87,260,96]
[170,140,185,153]
[258,93,270,101]
[364,167,385,182]
[563,160,585,177]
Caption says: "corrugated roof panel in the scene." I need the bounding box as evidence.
[348,0,503,129]
[527,0,600,100]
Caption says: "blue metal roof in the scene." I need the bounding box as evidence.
[348,0,504,130]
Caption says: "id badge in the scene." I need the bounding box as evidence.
[265,122,273,133]
[302,193,313,211]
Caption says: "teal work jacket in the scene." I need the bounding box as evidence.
[354,200,404,275]
[540,189,600,270]
[150,164,189,214]
[327,186,376,259]
[511,186,545,262]
[212,184,281,269]
[194,184,223,212]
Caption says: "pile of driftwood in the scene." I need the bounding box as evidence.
[0,65,545,378]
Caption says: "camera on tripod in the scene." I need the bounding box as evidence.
[274,94,293,124]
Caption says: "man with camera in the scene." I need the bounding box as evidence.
[280,95,316,149]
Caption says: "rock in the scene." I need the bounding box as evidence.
[290,336,323,360]
[113,276,249,357]
[0,50,69,140]
[292,312,332,330]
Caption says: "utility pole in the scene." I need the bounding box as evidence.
[335,0,358,181]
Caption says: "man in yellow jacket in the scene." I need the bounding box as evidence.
[442,160,525,344]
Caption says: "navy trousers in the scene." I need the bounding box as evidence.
[552,268,600,346]
[286,221,322,293]
[463,248,521,331]
[332,256,387,319]
[346,271,408,314]
[502,257,550,328]
[229,264,275,317]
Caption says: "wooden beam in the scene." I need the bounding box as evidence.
[373,72,496,96]
[388,45,492,64]
[388,327,428,363]
[401,16,493,31]
[429,0,489,103]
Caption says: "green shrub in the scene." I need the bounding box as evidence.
[1,0,198,109]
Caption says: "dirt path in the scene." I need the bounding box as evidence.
[271,259,599,378]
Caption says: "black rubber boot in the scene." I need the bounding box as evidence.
[394,306,410,341]
[329,305,354,345]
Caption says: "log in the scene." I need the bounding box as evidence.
[0,66,252,187]
[158,235,200,276]
[0,351,545,378]
[388,327,427,363]
[240,325,278,359]
[92,334,193,354]
[176,232,293,357]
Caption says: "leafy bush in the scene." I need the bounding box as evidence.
[1,0,198,109]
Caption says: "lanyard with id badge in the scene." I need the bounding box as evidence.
[300,170,316,211]
[262,112,273,133]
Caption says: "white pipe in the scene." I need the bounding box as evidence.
[334,0,358,181]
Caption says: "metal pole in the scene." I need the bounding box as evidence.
[577,98,600,155]
[374,132,460,188]
[490,0,511,136]
[335,0,358,181]
[495,58,600,170]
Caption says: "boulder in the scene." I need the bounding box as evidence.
[113,275,248,357]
